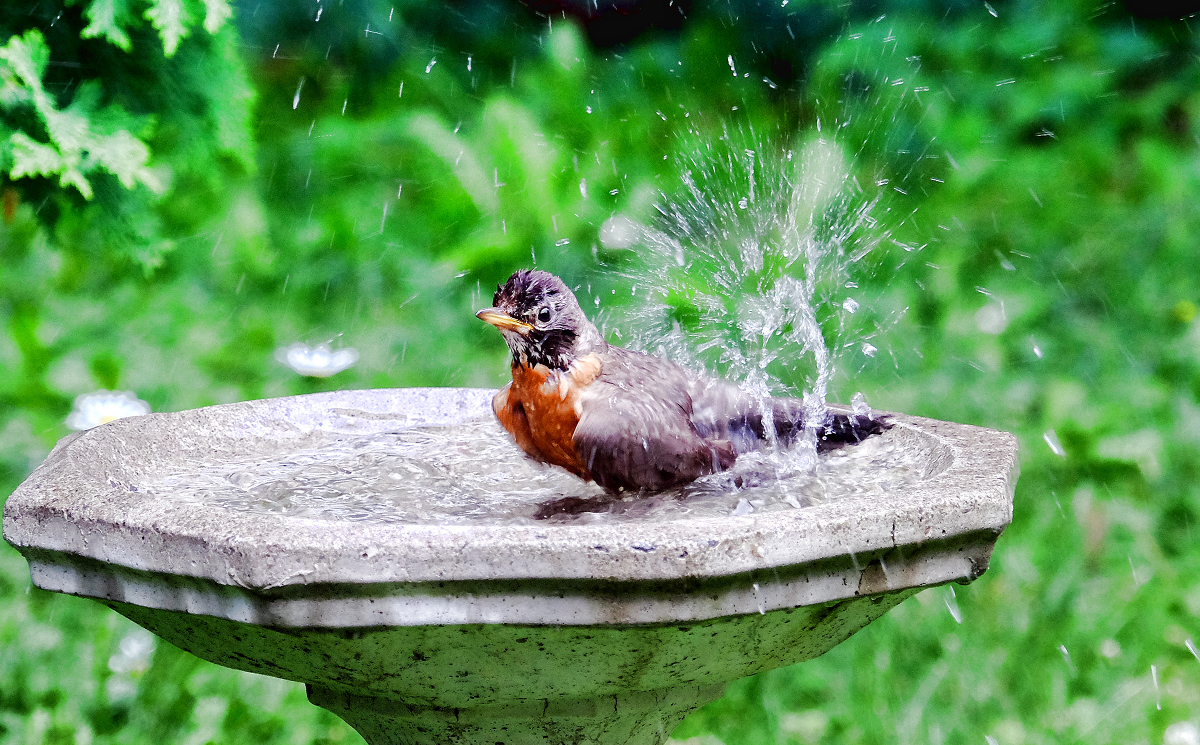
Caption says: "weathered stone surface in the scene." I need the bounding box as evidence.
[2,388,1018,745]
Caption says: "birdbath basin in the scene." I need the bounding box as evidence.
[3,387,1017,745]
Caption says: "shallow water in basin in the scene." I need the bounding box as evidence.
[146,416,935,525]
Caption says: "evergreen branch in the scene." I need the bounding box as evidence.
[80,0,135,51]
[0,30,162,199]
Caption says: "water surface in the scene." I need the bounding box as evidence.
[147,416,931,525]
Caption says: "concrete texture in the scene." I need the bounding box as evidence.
[2,388,1018,745]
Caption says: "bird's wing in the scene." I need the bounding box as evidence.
[688,379,893,452]
[572,349,736,493]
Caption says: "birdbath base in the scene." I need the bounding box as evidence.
[104,585,914,745]
[307,685,726,745]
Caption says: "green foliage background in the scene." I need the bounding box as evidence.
[2,0,1199,743]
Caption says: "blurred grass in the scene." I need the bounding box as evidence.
[2,0,1200,743]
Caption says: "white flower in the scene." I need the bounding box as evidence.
[599,215,644,250]
[276,342,359,378]
[66,390,151,431]
[1165,721,1200,745]
[975,300,1008,335]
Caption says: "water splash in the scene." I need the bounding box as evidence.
[614,134,893,444]
[146,417,936,525]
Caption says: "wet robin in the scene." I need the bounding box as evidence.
[476,269,889,494]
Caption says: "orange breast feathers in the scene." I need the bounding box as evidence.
[492,353,603,479]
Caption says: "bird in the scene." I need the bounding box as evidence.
[476,269,890,494]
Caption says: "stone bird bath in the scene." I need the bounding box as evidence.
[3,388,1017,745]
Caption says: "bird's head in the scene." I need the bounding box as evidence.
[476,269,605,370]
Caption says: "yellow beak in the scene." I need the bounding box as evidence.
[476,308,534,334]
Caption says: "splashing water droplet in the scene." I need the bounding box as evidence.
[752,582,765,614]
[850,392,871,418]
[614,133,897,474]
[1059,644,1076,675]
[1043,430,1065,457]
[1152,664,1161,710]
[943,585,962,623]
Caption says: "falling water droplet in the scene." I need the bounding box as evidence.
[984,1,998,16]
[1186,638,1200,664]
[1152,664,1161,710]
[943,585,962,623]
[292,77,305,110]
[1059,644,1076,675]
[1043,430,1065,457]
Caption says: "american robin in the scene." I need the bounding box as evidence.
[476,269,890,494]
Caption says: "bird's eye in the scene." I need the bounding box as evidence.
[537,307,552,323]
